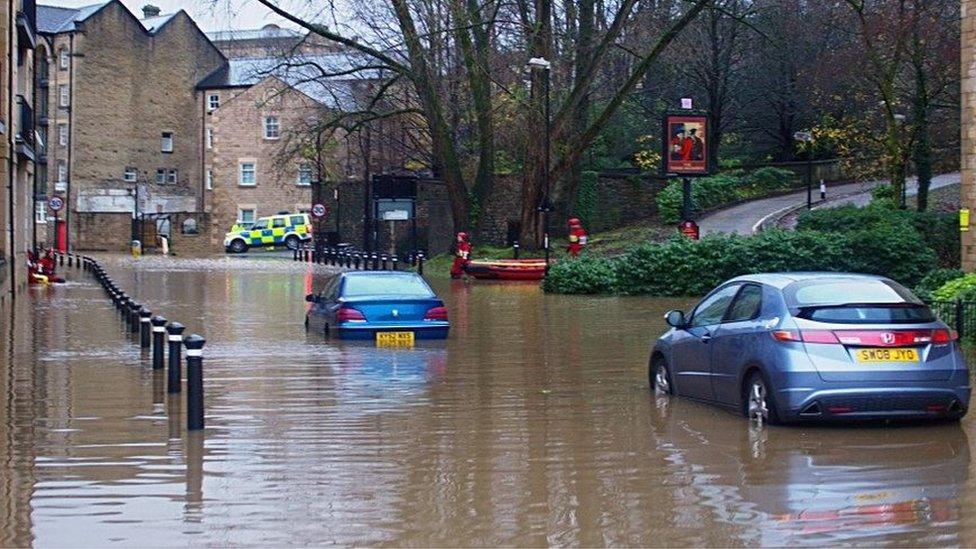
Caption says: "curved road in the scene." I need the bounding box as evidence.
[699,173,960,236]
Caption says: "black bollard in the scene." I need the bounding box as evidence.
[370,253,377,270]
[151,316,167,370]
[381,255,388,270]
[513,241,520,259]
[139,307,152,349]
[391,256,398,271]
[354,253,361,270]
[129,302,141,332]
[184,334,206,431]
[167,322,186,394]
[68,254,73,268]
[304,248,310,262]
[59,253,64,266]
[418,253,425,275]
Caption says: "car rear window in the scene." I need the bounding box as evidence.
[342,275,434,297]
[786,278,935,324]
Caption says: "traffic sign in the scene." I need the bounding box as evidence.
[311,203,327,218]
[49,196,64,212]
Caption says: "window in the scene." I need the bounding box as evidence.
[250,218,270,230]
[57,160,67,183]
[57,123,68,146]
[58,85,69,107]
[207,93,219,111]
[59,49,69,70]
[689,284,741,328]
[272,217,286,229]
[161,131,173,153]
[182,218,198,234]
[263,116,279,139]
[239,162,256,186]
[123,167,137,182]
[289,215,305,226]
[297,163,314,186]
[35,201,47,224]
[725,285,763,323]
[205,169,213,190]
[166,169,178,184]
[206,127,213,149]
[238,208,256,224]
[155,168,166,184]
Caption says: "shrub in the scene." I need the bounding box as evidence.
[915,268,965,301]
[542,255,618,294]
[545,226,937,296]
[932,273,976,302]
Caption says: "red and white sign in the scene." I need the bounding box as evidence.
[49,196,64,212]
[311,203,327,218]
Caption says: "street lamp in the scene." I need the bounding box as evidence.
[794,131,814,209]
[893,113,907,209]
[526,57,552,271]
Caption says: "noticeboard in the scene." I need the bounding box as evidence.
[663,114,709,177]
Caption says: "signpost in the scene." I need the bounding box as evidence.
[49,197,64,251]
[663,108,711,239]
[311,203,327,218]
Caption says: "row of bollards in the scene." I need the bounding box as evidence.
[292,245,425,274]
[57,251,208,432]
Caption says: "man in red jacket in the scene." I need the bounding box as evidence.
[566,218,587,257]
[451,232,472,278]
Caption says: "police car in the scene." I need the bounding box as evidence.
[224,212,311,253]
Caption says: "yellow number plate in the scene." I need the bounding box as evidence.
[855,348,919,363]
[376,331,415,348]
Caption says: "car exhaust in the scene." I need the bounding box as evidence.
[799,402,823,418]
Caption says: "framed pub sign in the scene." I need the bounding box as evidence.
[662,114,709,177]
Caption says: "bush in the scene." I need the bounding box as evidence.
[797,203,960,269]
[542,255,618,294]
[545,226,937,296]
[932,273,976,302]
[655,168,795,224]
[915,268,965,301]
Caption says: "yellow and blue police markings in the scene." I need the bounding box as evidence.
[224,214,310,252]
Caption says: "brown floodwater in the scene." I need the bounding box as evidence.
[1,255,975,547]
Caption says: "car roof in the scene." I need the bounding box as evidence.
[727,272,888,290]
[341,271,420,278]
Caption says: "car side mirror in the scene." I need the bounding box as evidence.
[665,310,686,329]
[305,294,319,303]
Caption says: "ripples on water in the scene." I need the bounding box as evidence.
[0,255,972,546]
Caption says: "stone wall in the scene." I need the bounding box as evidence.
[963,0,975,270]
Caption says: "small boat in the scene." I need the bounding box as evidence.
[464,259,549,281]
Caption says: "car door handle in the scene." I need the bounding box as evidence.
[700,333,712,343]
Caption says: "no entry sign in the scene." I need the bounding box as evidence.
[49,196,64,212]
[311,203,327,218]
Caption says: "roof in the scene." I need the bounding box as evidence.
[38,1,179,34]
[206,26,303,42]
[729,272,886,289]
[37,2,108,33]
[197,53,379,110]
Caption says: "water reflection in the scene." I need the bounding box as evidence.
[0,256,972,546]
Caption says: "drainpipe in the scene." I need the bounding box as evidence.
[65,32,73,251]
[7,5,17,292]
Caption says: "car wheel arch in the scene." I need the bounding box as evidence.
[739,364,766,406]
[649,351,672,393]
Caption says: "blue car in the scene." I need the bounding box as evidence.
[650,273,971,423]
[305,271,449,341]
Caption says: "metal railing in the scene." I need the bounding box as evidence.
[929,300,976,340]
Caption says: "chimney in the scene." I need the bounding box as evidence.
[142,4,161,18]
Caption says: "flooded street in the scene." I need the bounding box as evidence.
[1,256,975,546]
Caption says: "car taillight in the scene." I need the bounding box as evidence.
[424,306,448,321]
[932,329,958,344]
[336,307,366,322]
[773,328,956,346]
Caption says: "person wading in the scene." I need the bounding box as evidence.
[566,218,588,257]
[451,232,473,279]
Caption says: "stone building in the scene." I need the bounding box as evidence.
[35,1,224,251]
[0,0,38,304]
[964,0,975,269]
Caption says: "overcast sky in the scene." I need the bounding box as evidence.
[41,0,292,32]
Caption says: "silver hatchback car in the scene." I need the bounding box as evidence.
[650,273,971,423]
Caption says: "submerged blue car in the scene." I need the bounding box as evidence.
[650,273,971,424]
[305,271,449,342]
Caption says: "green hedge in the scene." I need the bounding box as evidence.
[915,268,965,301]
[797,203,960,269]
[656,167,795,224]
[932,273,976,302]
[543,227,937,296]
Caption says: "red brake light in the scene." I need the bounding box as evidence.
[424,306,449,321]
[932,329,958,344]
[772,330,801,342]
[771,330,839,344]
[336,307,366,322]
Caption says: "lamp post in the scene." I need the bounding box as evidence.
[527,56,552,271]
[893,113,907,209]
[794,131,814,209]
